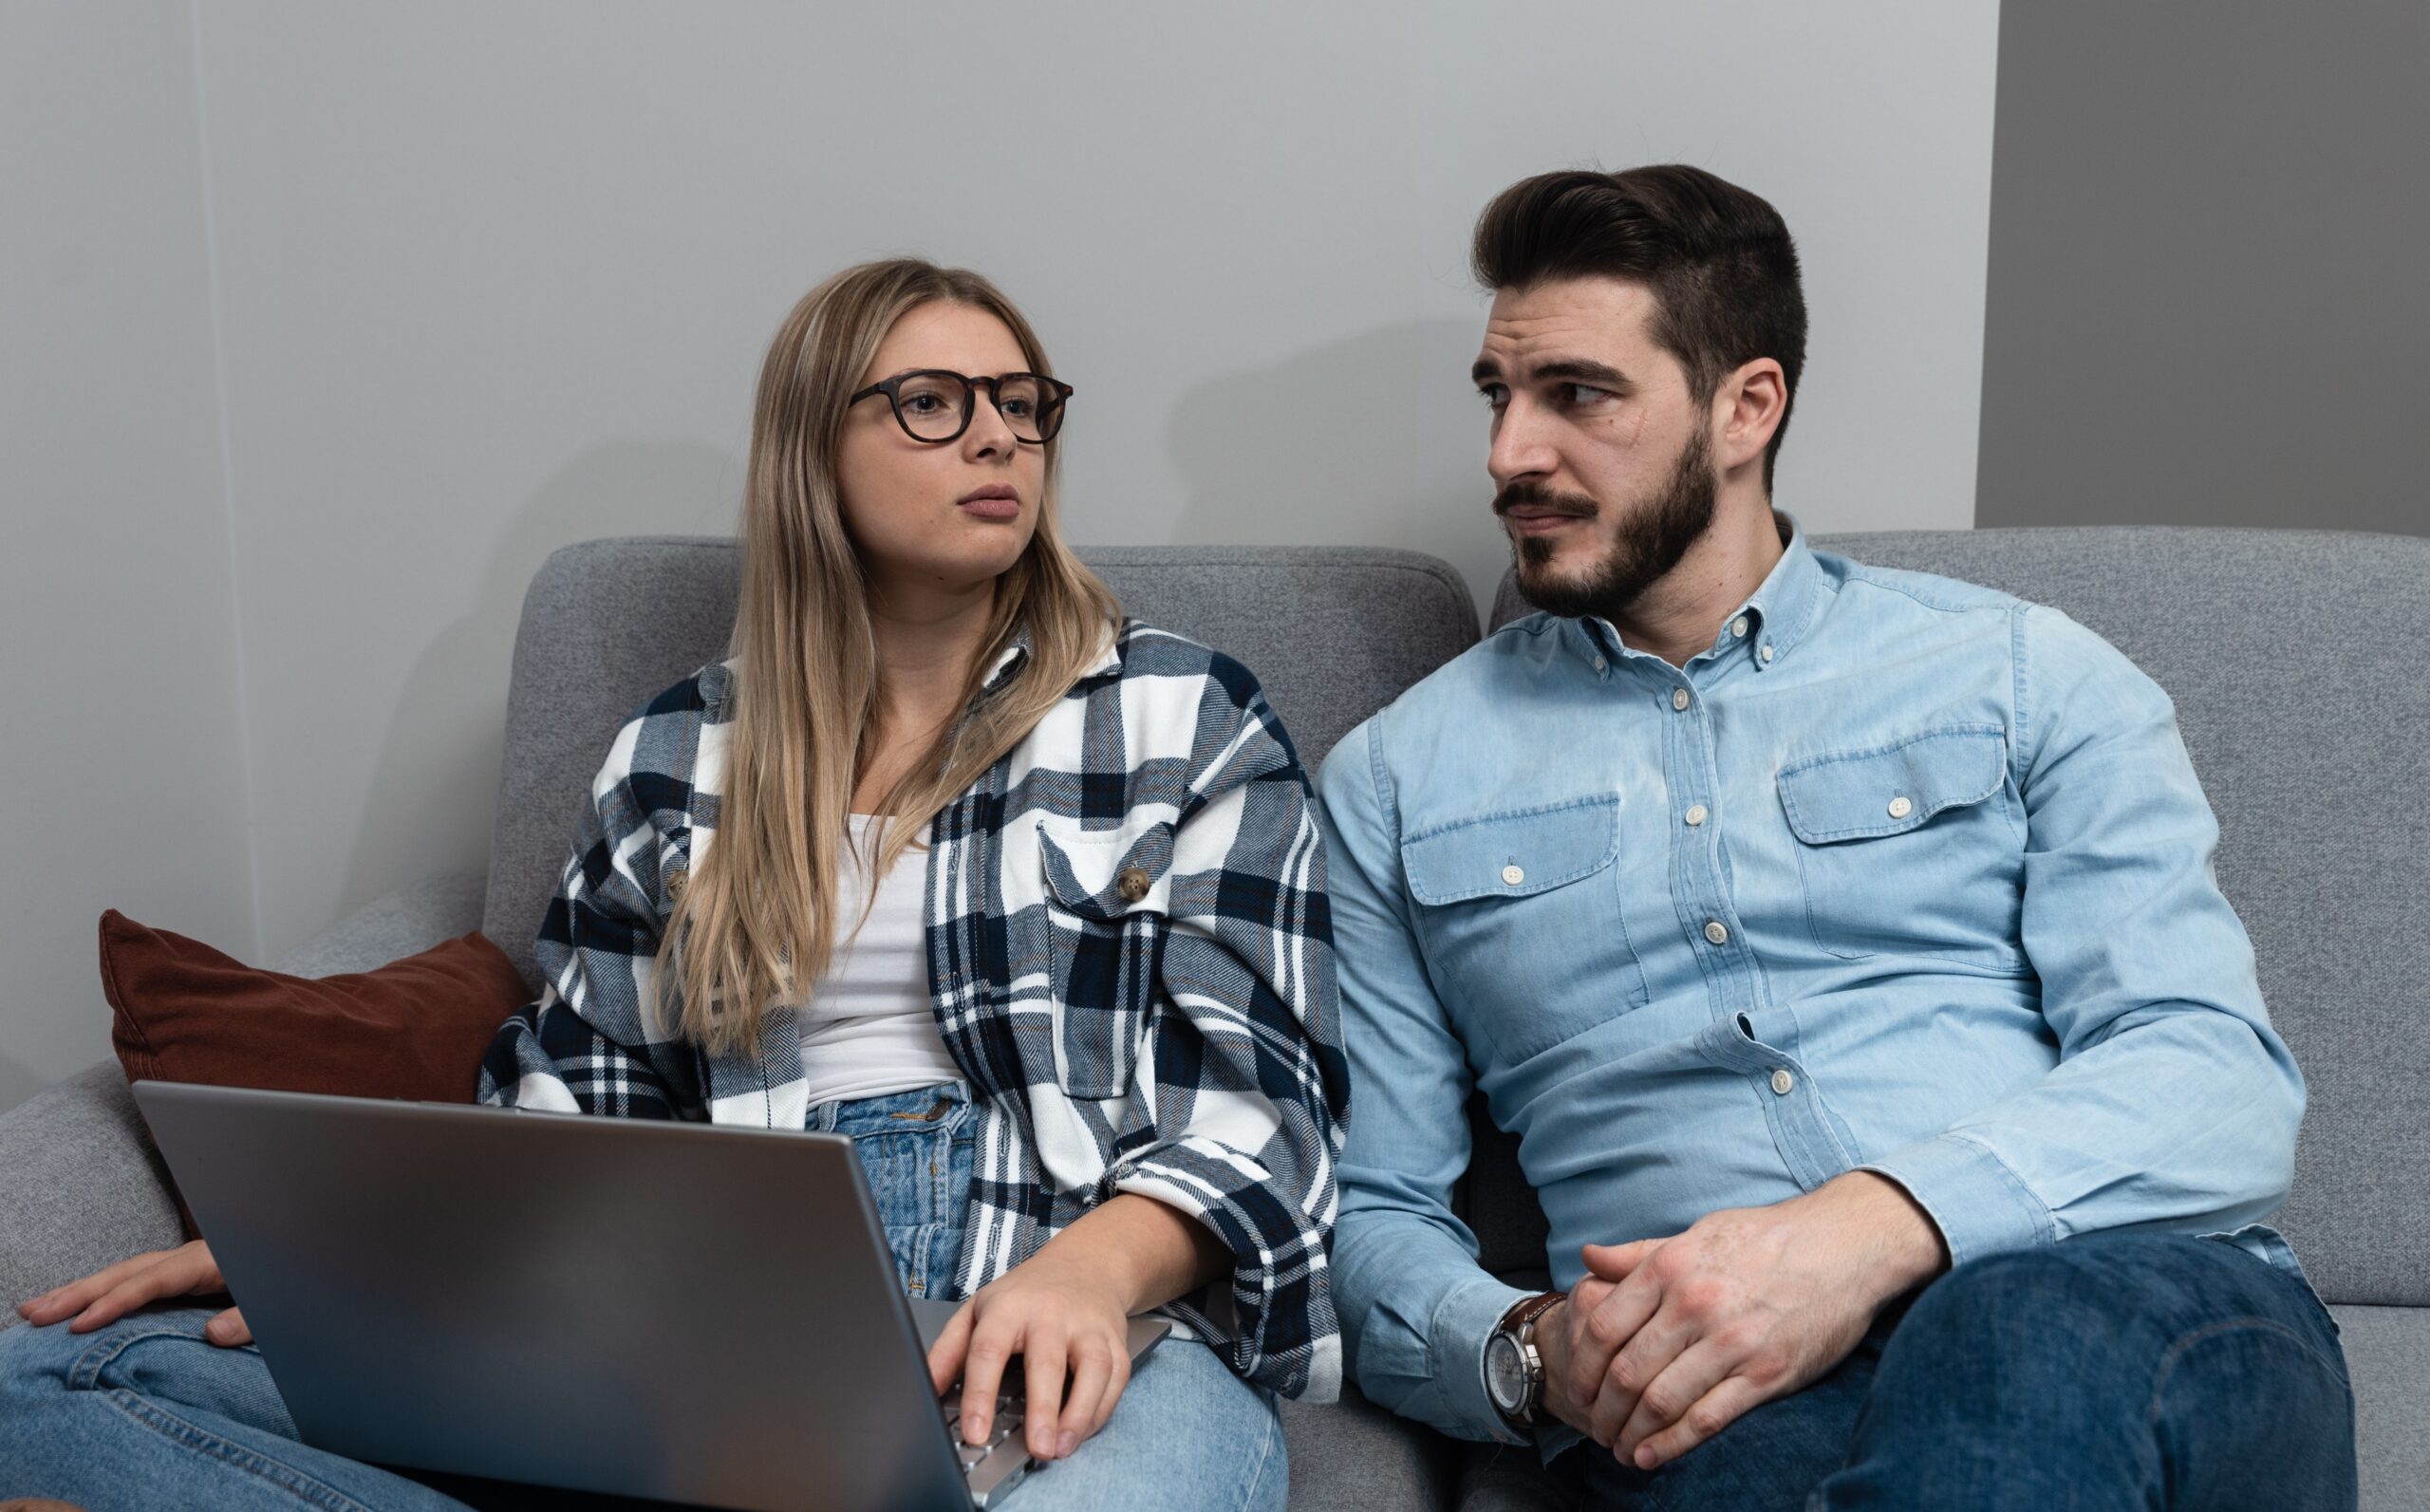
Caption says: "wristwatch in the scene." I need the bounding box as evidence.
[1484,1292,1565,1429]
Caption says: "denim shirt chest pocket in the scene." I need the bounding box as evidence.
[1038,817,1173,1098]
[1776,724,2027,970]
[1400,793,1650,1062]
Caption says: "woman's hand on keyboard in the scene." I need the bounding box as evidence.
[15,1239,251,1346]
[925,1245,1134,1464]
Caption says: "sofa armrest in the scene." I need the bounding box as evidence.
[1281,1380,1459,1511]
[0,1062,185,1319]
[270,870,491,978]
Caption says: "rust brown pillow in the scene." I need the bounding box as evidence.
[98,909,530,1105]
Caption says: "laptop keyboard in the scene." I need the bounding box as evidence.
[939,1389,1025,1474]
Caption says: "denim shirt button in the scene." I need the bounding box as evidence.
[1770,1069,1795,1095]
[1704,921,1730,946]
[1672,688,1692,711]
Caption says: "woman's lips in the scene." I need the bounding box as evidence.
[959,494,1020,520]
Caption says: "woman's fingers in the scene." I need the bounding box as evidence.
[959,1311,1019,1447]
[17,1247,179,1323]
[1021,1333,1069,1460]
[1056,1338,1114,1458]
[1090,1348,1131,1443]
[68,1241,225,1333]
[926,1302,976,1397]
[202,1306,252,1348]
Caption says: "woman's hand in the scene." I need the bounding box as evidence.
[926,1244,1134,1463]
[924,1192,1230,1463]
[15,1240,250,1346]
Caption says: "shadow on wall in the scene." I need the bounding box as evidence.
[1163,316,1511,608]
[336,441,741,937]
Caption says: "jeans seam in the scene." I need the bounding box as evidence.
[67,1322,256,1392]
[1232,1398,1280,1511]
[98,1388,380,1512]
[2144,1316,2352,1439]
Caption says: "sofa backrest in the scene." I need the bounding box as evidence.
[1473,527,2430,1310]
[482,534,1480,999]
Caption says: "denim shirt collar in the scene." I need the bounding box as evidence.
[1569,511,1823,680]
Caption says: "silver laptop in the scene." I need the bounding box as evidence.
[132,1080,1168,1511]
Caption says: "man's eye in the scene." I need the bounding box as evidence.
[1560,383,1613,406]
[1478,385,1508,409]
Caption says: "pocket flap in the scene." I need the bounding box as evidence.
[1401,795,1621,905]
[1039,819,1175,921]
[1777,725,2007,844]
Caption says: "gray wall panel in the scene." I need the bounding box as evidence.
[1978,2,2428,532]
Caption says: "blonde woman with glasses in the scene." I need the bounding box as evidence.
[9,260,1344,1512]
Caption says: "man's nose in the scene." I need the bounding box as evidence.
[1487,399,1556,488]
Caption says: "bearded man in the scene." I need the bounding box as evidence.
[1317,166,2356,1510]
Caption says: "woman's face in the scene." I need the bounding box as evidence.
[837,301,1048,602]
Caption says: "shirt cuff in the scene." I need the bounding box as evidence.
[1435,1276,1536,1446]
[1860,1132,2057,1269]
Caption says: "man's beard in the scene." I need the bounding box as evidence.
[1497,426,1718,623]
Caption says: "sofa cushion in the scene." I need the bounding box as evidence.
[1484,527,2430,1308]
[100,910,527,1107]
[482,539,1480,991]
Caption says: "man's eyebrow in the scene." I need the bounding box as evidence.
[1532,358,1631,389]
[1468,356,1633,389]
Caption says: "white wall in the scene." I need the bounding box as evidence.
[2,1,1999,1111]
[1,3,257,1111]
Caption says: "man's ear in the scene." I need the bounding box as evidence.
[1713,359,1787,475]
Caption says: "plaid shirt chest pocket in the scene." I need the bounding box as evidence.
[1038,817,1174,1098]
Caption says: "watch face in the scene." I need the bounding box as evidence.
[1485,1332,1525,1412]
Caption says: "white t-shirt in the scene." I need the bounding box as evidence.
[797,815,961,1109]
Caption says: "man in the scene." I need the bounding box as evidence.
[1318,166,2355,1509]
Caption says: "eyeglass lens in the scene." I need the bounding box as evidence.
[893,373,1059,442]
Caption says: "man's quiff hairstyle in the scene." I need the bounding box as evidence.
[1473,164,1807,489]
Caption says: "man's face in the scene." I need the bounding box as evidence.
[1473,277,1717,622]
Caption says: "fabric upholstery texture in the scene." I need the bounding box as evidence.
[0,1064,183,1318]
[271,870,489,980]
[2338,1304,2430,1512]
[1278,1380,1458,1512]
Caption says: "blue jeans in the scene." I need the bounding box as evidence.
[0,1083,1282,1511]
[1573,1231,2356,1511]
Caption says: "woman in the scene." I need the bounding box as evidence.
[8,260,1345,1511]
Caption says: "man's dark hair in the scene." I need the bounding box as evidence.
[1473,165,1806,490]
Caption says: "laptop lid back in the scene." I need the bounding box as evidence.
[133,1080,973,1512]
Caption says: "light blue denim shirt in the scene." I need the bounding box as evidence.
[1316,518,2306,1447]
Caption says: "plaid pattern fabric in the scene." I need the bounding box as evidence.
[476,622,1347,1400]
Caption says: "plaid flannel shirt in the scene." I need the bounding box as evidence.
[476,621,1347,1400]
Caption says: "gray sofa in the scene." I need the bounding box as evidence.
[2,531,2422,1509]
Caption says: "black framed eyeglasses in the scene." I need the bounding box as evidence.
[849,369,1074,444]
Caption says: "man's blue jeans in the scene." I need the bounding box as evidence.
[0,1083,1282,1510]
[1573,1231,2355,1511]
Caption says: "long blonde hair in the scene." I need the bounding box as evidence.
[663,259,1120,1055]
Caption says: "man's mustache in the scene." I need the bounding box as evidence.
[1491,481,1599,519]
